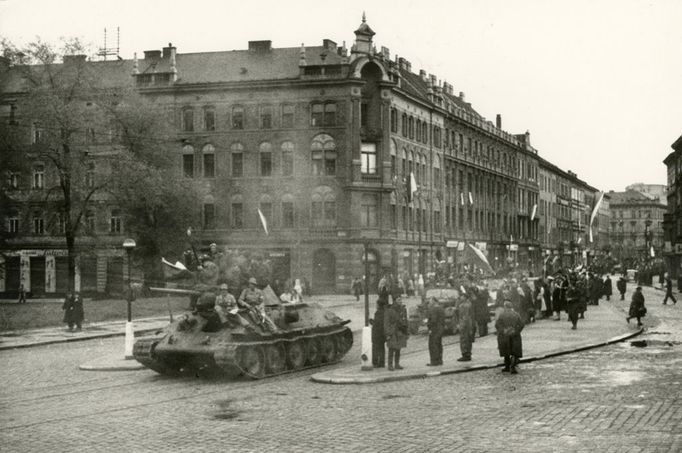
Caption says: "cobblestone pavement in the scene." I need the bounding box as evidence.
[1,287,680,452]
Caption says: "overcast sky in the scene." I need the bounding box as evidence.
[2,0,681,192]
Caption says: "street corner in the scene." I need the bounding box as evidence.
[78,355,147,372]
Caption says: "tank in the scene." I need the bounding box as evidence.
[408,287,460,335]
[133,288,353,379]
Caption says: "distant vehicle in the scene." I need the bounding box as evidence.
[408,287,460,335]
[626,269,638,281]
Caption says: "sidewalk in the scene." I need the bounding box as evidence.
[311,299,643,384]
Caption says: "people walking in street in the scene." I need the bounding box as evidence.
[456,291,474,362]
[603,274,613,301]
[566,277,582,330]
[62,291,84,332]
[426,297,445,366]
[371,300,386,368]
[384,297,408,371]
[662,272,677,305]
[495,301,524,374]
[627,286,647,327]
[17,284,27,304]
[617,275,627,301]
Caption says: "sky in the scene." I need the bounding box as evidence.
[2,0,681,192]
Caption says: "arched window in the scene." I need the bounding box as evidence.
[401,113,408,137]
[231,142,244,177]
[182,144,194,178]
[390,108,398,133]
[259,142,272,176]
[401,147,407,178]
[434,155,441,188]
[202,144,215,178]
[231,194,244,229]
[311,134,336,176]
[182,107,194,132]
[416,119,422,142]
[390,139,397,179]
[281,194,295,228]
[311,186,336,227]
[281,141,294,176]
[408,116,414,139]
[408,150,414,181]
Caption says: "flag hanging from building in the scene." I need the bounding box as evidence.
[530,204,537,221]
[468,192,474,205]
[589,192,605,243]
[650,246,655,258]
[460,192,465,206]
[258,208,269,235]
[407,172,417,203]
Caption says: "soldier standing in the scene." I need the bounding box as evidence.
[456,291,474,362]
[426,297,445,366]
[496,301,525,374]
[384,297,408,371]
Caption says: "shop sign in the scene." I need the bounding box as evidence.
[3,249,69,257]
[446,240,459,248]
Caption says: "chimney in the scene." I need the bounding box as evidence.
[398,57,406,70]
[419,69,427,81]
[323,39,337,52]
[63,54,87,65]
[429,74,437,86]
[162,43,176,59]
[459,91,465,102]
[405,61,411,72]
[248,40,272,53]
[380,46,390,60]
[144,50,161,60]
[496,114,502,129]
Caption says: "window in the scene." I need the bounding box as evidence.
[32,123,44,144]
[85,162,95,188]
[390,108,398,132]
[203,203,215,229]
[282,198,295,228]
[281,141,294,176]
[416,120,421,142]
[231,143,243,177]
[260,105,273,129]
[311,134,336,176]
[8,215,19,233]
[203,107,215,131]
[408,117,414,139]
[361,143,377,174]
[360,102,368,127]
[401,113,408,137]
[259,142,272,176]
[182,108,194,132]
[56,213,66,234]
[32,164,45,189]
[85,128,96,144]
[85,211,95,233]
[434,156,441,187]
[7,172,19,189]
[203,144,215,178]
[33,212,44,235]
[324,103,336,126]
[110,209,122,233]
[311,187,336,227]
[282,104,295,128]
[360,194,378,227]
[232,106,244,129]
[231,203,243,228]
[311,103,324,126]
[182,145,194,178]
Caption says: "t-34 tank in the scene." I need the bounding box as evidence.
[133,288,353,379]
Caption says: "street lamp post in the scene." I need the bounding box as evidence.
[122,238,136,359]
[360,239,373,371]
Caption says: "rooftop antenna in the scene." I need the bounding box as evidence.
[97,27,120,61]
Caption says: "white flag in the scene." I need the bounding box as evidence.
[460,192,465,206]
[589,192,605,243]
[650,246,655,258]
[530,204,537,221]
[468,192,474,205]
[258,208,269,235]
[408,172,417,203]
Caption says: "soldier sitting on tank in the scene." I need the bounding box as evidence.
[239,277,279,332]
[195,292,223,332]
[214,283,238,323]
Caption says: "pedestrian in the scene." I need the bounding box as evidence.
[662,272,677,305]
[384,297,408,371]
[426,297,445,366]
[495,301,524,374]
[617,275,627,301]
[603,274,613,301]
[566,278,582,330]
[406,277,415,297]
[472,285,490,337]
[62,291,84,332]
[371,300,386,368]
[627,286,647,327]
[17,284,26,304]
[389,274,402,304]
[456,291,474,362]
[352,277,363,301]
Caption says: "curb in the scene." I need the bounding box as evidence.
[79,359,147,372]
[310,327,644,385]
[0,327,162,352]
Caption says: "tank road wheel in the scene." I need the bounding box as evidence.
[319,335,337,363]
[305,338,321,365]
[335,329,353,356]
[264,343,286,375]
[286,340,306,370]
[239,345,265,379]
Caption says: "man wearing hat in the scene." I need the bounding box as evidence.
[627,286,647,327]
[239,277,264,309]
[495,301,524,374]
[215,283,237,323]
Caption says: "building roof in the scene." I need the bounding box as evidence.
[608,189,666,207]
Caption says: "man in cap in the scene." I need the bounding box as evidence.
[456,290,474,362]
[214,283,237,323]
[426,297,445,366]
[239,277,278,332]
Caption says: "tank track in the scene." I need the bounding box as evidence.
[214,326,353,379]
[133,337,183,376]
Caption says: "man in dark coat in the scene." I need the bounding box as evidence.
[426,297,445,366]
[495,301,524,374]
[627,286,646,327]
[603,274,613,301]
[456,292,474,361]
[371,300,386,368]
[566,278,582,330]
[472,286,490,337]
[62,291,84,332]
[662,272,677,305]
[616,276,627,300]
[384,297,408,371]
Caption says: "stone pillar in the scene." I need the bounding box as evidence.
[20,254,30,292]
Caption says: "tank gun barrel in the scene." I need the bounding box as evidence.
[149,287,202,296]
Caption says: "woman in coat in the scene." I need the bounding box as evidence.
[384,297,408,371]
[62,292,84,332]
[495,301,524,374]
[626,286,646,327]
